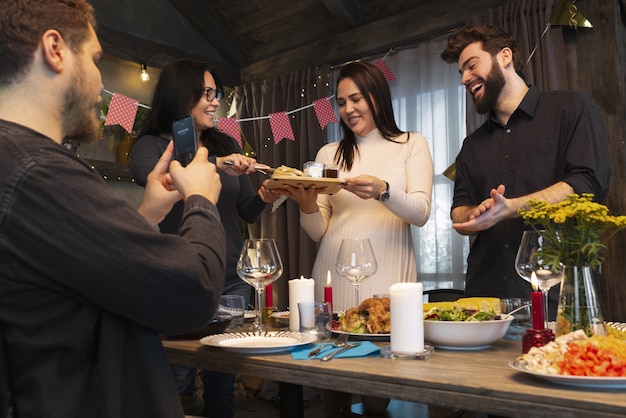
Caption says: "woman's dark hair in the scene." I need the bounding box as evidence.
[335,62,404,171]
[200,126,241,156]
[138,59,237,156]
[139,59,214,137]
[440,24,526,79]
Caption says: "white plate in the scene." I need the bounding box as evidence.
[200,331,317,354]
[509,360,626,389]
[244,310,256,320]
[332,330,390,341]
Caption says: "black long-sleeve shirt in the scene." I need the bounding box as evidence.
[131,134,266,293]
[452,86,610,307]
[0,120,226,417]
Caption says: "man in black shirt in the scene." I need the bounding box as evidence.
[440,24,610,317]
[0,1,226,417]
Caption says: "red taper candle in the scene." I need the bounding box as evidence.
[265,283,273,307]
[324,270,333,311]
[530,272,544,330]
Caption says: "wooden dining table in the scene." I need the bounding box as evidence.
[163,336,626,418]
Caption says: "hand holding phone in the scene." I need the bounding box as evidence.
[172,116,197,166]
[169,147,222,205]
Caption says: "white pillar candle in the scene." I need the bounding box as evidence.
[288,276,315,331]
[390,282,424,353]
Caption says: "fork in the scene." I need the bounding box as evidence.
[307,332,348,357]
[223,160,272,177]
[254,167,271,177]
[320,342,362,362]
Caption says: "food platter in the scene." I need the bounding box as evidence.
[200,331,317,354]
[332,330,390,341]
[509,361,626,389]
[266,175,343,194]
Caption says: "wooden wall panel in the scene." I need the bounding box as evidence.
[565,0,626,321]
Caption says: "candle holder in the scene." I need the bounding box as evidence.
[522,328,555,353]
[380,344,435,360]
[262,306,277,325]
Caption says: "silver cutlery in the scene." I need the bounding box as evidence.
[320,342,362,362]
[308,332,349,357]
[223,160,274,176]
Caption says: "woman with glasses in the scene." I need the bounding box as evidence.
[131,59,278,418]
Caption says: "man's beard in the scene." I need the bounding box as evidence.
[473,58,505,115]
[62,61,100,144]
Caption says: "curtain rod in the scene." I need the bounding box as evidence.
[329,24,462,70]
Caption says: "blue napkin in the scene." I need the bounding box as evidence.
[291,341,380,360]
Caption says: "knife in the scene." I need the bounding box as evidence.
[320,342,362,362]
[223,160,275,173]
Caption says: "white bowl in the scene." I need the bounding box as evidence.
[423,314,514,350]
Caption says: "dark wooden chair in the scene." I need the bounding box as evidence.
[424,288,465,302]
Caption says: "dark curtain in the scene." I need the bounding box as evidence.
[234,66,333,308]
[467,0,569,132]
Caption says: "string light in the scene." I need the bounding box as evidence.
[140,63,150,82]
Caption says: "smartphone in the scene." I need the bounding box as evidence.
[172,116,197,166]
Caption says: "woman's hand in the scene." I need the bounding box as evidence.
[274,184,324,213]
[216,153,257,176]
[257,179,282,203]
[341,175,386,200]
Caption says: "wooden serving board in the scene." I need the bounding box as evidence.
[266,175,343,194]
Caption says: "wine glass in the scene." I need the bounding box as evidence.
[236,238,283,330]
[335,238,378,307]
[515,230,563,327]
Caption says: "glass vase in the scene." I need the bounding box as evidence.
[555,265,606,337]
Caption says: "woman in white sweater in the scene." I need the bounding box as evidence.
[282,62,434,311]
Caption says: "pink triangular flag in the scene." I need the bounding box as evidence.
[104,93,139,133]
[269,112,295,144]
[217,118,241,148]
[374,58,396,81]
[313,97,338,130]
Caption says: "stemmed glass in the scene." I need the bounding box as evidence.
[515,230,563,327]
[335,238,378,307]
[236,238,283,330]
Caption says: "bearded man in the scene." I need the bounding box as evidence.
[440,25,610,318]
[0,1,227,417]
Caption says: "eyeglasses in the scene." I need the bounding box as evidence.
[203,87,222,102]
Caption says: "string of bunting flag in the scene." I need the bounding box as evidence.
[101,56,396,147]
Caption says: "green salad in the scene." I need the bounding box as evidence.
[424,307,498,322]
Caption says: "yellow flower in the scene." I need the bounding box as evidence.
[519,194,626,271]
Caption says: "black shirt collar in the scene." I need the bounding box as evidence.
[486,85,539,130]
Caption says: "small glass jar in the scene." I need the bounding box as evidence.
[303,161,324,178]
[323,164,339,178]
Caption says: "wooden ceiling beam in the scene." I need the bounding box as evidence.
[320,0,358,27]
[166,0,248,68]
[241,0,510,83]
[97,26,241,86]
